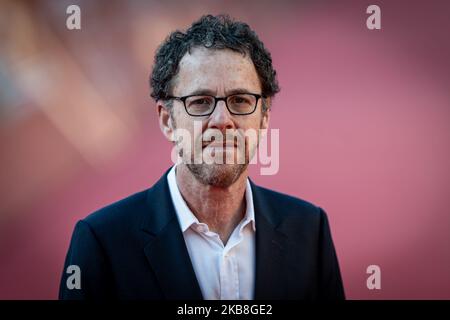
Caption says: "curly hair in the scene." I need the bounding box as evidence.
[150,14,280,110]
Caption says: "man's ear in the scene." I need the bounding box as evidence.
[157,101,174,142]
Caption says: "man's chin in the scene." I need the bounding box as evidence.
[186,163,248,188]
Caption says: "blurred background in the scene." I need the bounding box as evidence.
[0,0,449,299]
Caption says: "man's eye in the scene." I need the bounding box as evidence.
[231,96,250,104]
[191,99,209,105]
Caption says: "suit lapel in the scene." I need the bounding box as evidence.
[141,169,203,300]
[251,180,289,300]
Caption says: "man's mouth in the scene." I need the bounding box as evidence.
[202,141,237,149]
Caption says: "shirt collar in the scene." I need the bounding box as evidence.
[167,165,256,233]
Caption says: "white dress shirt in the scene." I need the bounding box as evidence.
[167,166,256,300]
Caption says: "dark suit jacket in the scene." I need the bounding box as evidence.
[59,168,345,300]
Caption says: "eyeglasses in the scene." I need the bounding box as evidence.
[166,93,264,116]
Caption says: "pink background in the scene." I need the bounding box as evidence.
[0,0,449,299]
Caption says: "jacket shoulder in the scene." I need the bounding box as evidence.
[252,183,326,224]
[82,188,150,232]
[252,184,332,249]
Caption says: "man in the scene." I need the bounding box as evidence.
[59,15,345,300]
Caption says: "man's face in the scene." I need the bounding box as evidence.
[163,46,270,187]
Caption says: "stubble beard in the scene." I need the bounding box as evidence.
[186,162,248,188]
[171,109,263,188]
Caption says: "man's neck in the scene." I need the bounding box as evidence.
[175,164,248,245]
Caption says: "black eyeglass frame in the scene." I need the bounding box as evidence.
[166,93,265,116]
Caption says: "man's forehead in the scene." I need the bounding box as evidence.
[173,47,261,95]
[180,46,251,64]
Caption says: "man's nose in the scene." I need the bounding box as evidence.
[207,100,235,130]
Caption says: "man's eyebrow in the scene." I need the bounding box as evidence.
[185,88,256,96]
[225,88,256,96]
[185,88,216,96]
